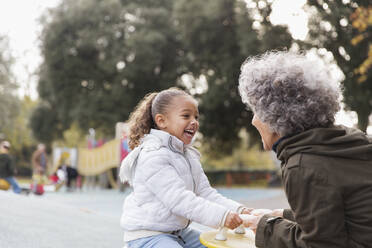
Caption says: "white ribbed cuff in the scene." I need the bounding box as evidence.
[219,210,231,227]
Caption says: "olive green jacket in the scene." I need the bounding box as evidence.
[256,126,372,248]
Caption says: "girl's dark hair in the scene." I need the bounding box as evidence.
[128,88,190,149]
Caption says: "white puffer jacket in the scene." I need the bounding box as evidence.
[120,129,242,235]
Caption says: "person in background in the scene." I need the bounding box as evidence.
[31,143,48,194]
[0,140,22,194]
[239,51,372,248]
[59,158,79,191]
[32,143,48,176]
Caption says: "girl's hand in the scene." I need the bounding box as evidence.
[224,212,243,229]
[242,214,261,233]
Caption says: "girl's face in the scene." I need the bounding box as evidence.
[251,114,280,150]
[155,95,199,145]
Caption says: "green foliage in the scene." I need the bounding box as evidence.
[0,36,37,170]
[29,103,60,144]
[0,35,20,133]
[3,97,38,172]
[33,0,294,154]
[4,97,37,150]
[306,0,372,131]
[350,6,372,82]
[32,0,182,142]
[202,145,275,170]
[175,0,292,153]
[53,122,87,147]
[200,129,276,170]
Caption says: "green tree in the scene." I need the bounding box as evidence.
[0,36,35,171]
[32,0,183,142]
[175,0,292,153]
[306,0,372,131]
[34,0,293,153]
[350,6,372,83]
[0,35,19,133]
[4,96,38,170]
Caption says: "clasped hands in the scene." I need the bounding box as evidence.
[224,208,283,233]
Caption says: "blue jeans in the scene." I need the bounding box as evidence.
[5,177,21,194]
[127,228,206,248]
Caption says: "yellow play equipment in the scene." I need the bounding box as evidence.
[49,123,129,189]
[77,139,120,177]
[50,139,121,189]
[200,229,256,248]
[200,215,257,248]
[77,139,121,188]
[0,179,10,191]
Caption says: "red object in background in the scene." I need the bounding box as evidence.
[96,139,105,147]
[88,138,106,149]
[30,183,44,195]
[49,174,59,184]
[76,175,82,188]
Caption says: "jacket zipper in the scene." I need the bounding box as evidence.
[168,137,196,229]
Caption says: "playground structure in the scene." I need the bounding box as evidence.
[77,138,123,188]
[50,123,129,189]
[50,122,277,189]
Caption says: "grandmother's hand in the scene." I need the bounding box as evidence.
[251,208,273,216]
[242,214,261,233]
[271,209,284,218]
[240,207,254,215]
[243,209,273,233]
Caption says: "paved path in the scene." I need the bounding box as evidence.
[0,187,289,248]
[0,190,123,248]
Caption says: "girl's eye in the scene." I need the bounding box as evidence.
[195,115,199,120]
[182,114,190,118]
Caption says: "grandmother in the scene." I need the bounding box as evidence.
[239,51,372,248]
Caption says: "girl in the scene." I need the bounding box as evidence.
[120,88,250,248]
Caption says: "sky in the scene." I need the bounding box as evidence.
[0,0,308,100]
[0,0,369,133]
[0,0,61,99]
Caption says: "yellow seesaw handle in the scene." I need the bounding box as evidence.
[200,214,257,248]
[199,228,256,248]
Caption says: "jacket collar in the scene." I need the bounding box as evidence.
[276,125,372,163]
[147,129,186,153]
[120,129,189,185]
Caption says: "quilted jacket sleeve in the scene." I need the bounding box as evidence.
[196,170,242,212]
[137,153,228,228]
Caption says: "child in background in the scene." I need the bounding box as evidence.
[0,141,22,194]
[120,88,251,248]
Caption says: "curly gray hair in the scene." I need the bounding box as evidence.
[238,51,342,136]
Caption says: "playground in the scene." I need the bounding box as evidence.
[0,122,288,248]
[0,187,289,248]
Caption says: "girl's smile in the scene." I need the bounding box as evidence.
[155,95,199,145]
